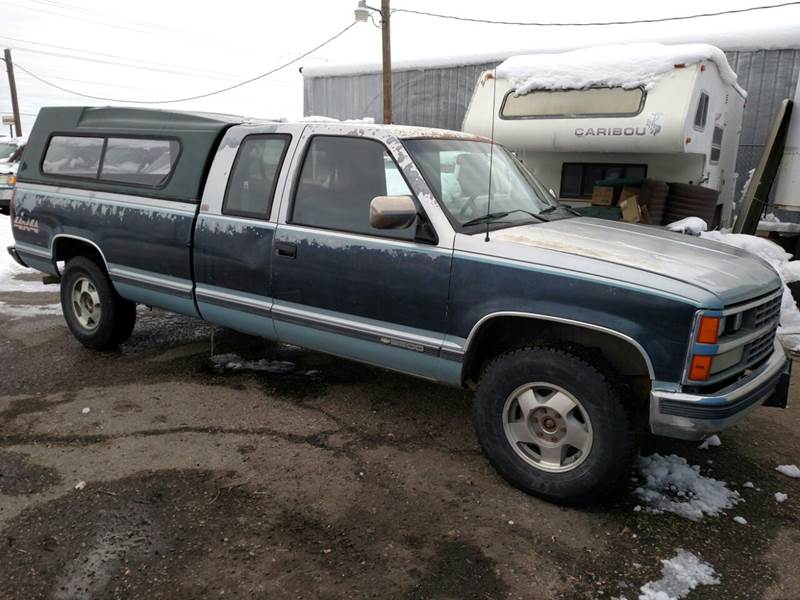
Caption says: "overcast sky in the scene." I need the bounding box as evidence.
[2,0,800,134]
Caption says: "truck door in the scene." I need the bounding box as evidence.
[270,129,456,382]
[193,128,296,337]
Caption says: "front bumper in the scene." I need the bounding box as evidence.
[650,339,790,440]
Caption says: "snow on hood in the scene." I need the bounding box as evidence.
[496,43,744,97]
[488,218,780,306]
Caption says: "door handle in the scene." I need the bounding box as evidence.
[274,241,297,258]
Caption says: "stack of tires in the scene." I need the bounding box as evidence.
[663,183,720,228]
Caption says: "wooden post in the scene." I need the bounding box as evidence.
[4,49,22,137]
[380,0,392,124]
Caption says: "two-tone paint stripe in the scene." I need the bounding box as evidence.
[108,265,193,299]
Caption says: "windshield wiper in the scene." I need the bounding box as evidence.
[461,209,541,228]
[539,204,581,217]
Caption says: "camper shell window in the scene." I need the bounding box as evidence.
[560,162,647,199]
[694,92,710,130]
[43,136,104,179]
[501,87,645,119]
[42,134,181,189]
[100,138,180,187]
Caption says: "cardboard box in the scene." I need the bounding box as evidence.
[619,195,641,223]
[591,186,615,206]
[619,186,639,205]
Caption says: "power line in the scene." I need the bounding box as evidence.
[0,0,258,54]
[1,21,356,105]
[26,0,213,39]
[0,34,248,80]
[392,1,800,26]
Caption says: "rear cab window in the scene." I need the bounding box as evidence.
[222,134,291,219]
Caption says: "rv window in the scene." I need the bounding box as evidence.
[99,138,180,187]
[694,93,709,130]
[710,126,723,163]
[223,134,290,219]
[501,87,644,119]
[42,136,104,179]
[560,162,647,199]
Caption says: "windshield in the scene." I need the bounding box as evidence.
[0,142,19,161]
[403,138,566,230]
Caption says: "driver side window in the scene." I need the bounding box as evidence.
[291,135,416,240]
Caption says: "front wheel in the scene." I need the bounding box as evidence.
[473,346,636,505]
[60,256,136,350]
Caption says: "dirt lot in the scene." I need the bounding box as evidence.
[1,276,799,600]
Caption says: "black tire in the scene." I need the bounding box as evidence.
[60,256,136,350]
[473,346,637,505]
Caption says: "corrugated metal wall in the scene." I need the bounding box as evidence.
[725,50,800,185]
[304,49,800,193]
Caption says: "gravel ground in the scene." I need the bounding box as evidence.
[1,276,799,600]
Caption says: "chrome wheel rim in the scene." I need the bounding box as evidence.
[70,276,101,331]
[502,382,593,473]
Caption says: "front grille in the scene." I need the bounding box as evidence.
[743,327,778,367]
[753,294,781,329]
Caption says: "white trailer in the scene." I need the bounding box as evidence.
[462,43,746,227]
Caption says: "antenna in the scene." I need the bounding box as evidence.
[485,68,498,242]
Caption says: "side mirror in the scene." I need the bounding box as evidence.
[369,195,417,229]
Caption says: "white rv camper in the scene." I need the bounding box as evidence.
[462,43,746,227]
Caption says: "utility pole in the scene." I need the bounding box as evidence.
[380,0,392,124]
[4,49,22,137]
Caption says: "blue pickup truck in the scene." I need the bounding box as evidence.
[7,107,790,504]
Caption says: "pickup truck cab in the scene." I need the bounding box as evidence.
[7,107,790,504]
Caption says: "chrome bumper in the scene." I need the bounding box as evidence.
[650,340,790,440]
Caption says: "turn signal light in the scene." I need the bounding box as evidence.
[696,316,720,344]
[689,355,713,381]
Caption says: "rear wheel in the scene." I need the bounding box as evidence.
[473,346,636,505]
[60,256,136,350]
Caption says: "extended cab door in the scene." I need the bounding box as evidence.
[193,125,302,337]
[270,126,458,383]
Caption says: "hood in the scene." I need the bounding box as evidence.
[487,217,781,306]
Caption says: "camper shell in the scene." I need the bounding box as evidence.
[462,44,746,227]
[18,106,245,202]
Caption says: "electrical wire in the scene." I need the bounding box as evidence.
[0,34,249,80]
[0,0,258,54]
[1,21,356,105]
[392,1,800,27]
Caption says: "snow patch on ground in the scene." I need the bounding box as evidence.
[637,550,719,600]
[697,435,721,450]
[210,353,295,374]
[733,516,748,525]
[699,229,800,350]
[496,43,742,96]
[0,214,51,294]
[776,464,800,478]
[775,492,788,503]
[0,301,61,318]
[634,454,741,521]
